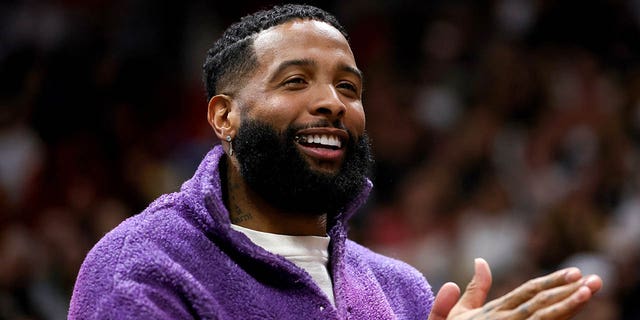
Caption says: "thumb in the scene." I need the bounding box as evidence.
[428,282,461,320]
[458,258,492,310]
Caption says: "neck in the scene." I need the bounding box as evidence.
[224,157,328,236]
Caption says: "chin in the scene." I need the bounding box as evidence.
[307,160,342,176]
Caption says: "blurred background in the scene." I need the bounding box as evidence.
[1,0,639,319]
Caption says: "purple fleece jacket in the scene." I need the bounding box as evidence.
[69,145,434,319]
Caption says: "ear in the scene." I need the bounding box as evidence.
[207,94,239,140]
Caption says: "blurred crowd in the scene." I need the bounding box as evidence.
[1,0,639,319]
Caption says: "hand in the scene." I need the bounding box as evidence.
[428,258,603,320]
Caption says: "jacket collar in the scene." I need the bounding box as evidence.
[181,144,372,232]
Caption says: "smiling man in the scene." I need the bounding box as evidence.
[69,4,601,319]
[212,17,370,235]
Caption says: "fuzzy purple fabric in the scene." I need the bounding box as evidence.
[69,145,434,319]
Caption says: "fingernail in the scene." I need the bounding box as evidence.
[584,275,600,289]
[565,268,582,282]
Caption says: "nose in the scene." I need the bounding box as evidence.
[309,85,346,120]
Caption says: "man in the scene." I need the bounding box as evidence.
[69,4,601,319]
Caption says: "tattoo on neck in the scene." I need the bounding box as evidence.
[226,167,252,224]
[231,205,252,224]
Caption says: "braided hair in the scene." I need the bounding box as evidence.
[202,4,348,100]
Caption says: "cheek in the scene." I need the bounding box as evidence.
[245,96,301,129]
[347,104,366,134]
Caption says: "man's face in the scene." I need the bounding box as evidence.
[230,19,370,215]
[233,19,366,174]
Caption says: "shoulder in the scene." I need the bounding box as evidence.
[79,191,214,273]
[73,193,192,276]
[97,192,195,248]
[69,192,217,317]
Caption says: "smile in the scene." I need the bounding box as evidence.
[293,128,348,165]
[295,134,342,149]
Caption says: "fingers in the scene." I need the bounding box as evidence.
[428,259,491,320]
[457,258,492,310]
[427,282,461,320]
[509,278,585,319]
[427,261,603,320]
[484,267,582,311]
[487,274,603,320]
[519,283,593,320]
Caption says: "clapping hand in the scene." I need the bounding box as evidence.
[428,258,602,320]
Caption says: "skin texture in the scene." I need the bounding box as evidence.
[207,18,603,319]
[208,19,364,236]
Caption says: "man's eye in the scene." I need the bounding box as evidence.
[337,82,358,93]
[283,77,307,86]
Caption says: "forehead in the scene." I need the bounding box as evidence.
[252,19,356,71]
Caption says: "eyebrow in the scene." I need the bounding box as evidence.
[269,58,363,82]
[341,64,364,82]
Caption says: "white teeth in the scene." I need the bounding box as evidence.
[301,134,342,148]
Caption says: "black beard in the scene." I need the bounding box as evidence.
[232,118,373,217]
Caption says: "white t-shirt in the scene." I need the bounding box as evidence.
[230,224,335,305]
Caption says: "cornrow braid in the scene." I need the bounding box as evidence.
[202,4,348,100]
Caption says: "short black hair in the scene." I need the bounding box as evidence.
[202,4,348,100]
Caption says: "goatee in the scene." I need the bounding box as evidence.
[232,118,373,217]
